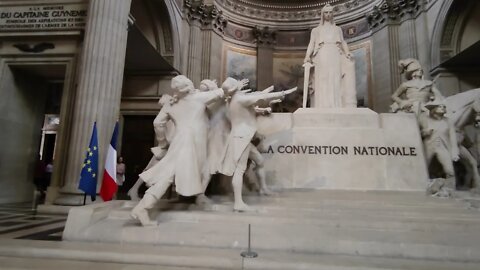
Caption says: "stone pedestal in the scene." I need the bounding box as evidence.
[258,108,428,191]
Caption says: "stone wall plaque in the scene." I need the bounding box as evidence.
[0,4,87,32]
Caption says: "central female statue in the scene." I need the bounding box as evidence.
[304,4,356,108]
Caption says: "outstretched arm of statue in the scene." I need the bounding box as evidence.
[239,87,298,107]
[153,109,170,149]
[261,86,274,94]
[196,87,225,105]
[247,86,274,95]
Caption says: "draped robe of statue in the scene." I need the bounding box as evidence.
[139,89,223,197]
[304,15,356,108]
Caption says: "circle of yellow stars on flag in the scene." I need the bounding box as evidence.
[82,146,98,178]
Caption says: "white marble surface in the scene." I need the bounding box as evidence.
[258,108,428,191]
[293,108,379,128]
[61,190,480,265]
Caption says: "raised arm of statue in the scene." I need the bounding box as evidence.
[195,88,225,105]
[239,87,298,107]
[261,85,274,94]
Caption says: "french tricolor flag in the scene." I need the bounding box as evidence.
[100,122,119,201]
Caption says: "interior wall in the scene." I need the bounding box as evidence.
[0,66,47,203]
[371,26,393,112]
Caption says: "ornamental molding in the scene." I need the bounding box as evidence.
[215,0,374,23]
[184,0,227,32]
[367,0,425,30]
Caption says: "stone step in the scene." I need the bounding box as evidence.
[64,190,480,263]
[114,197,480,226]
[80,214,480,262]
[108,207,480,233]
[1,239,479,270]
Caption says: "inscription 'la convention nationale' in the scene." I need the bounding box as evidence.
[264,145,418,156]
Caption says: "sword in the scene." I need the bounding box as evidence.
[302,62,312,108]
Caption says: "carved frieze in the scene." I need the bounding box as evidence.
[367,0,424,29]
[216,0,373,22]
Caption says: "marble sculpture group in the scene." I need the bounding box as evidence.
[128,4,480,226]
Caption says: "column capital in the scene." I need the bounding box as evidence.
[367,0,425,30]
[184,0,227,33]
[253,26,277,47]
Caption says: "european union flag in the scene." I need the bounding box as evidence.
[78,122,99,201]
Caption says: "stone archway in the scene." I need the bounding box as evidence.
[130,0,181,70]
[430,0,477,71]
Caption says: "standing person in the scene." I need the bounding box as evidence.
[33,156,46,194]
[116,157,126,186]
[130,75,224,226]
[303,4,356,108]
[220,77,297,211]
[44,160,53,190]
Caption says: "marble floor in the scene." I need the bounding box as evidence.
[0,203,66,241]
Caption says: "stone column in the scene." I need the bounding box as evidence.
[53,0,132,205]
[184,0,227,85]
[367,0,424,112]
[253,27,276,91]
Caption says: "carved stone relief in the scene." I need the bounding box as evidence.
[367,0,423,30]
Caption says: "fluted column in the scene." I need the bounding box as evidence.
[54,0,131,205]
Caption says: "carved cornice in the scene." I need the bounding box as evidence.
[184,0,227,32]
[367,0,424,29]
[252,26,276,45]
[216,0,373,23]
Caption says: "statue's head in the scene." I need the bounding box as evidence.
[199,79,218,92]
[425,100,446,117]
[320,4,334,24]
[398,58,423,80]
[171,75,194,95]
[221,77,239,95]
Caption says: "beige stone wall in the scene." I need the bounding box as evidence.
[0,66,46,203]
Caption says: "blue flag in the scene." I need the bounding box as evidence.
[78,122,99,201]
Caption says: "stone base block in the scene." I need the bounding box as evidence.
[258,109,428,191]
[293,107,380,128]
